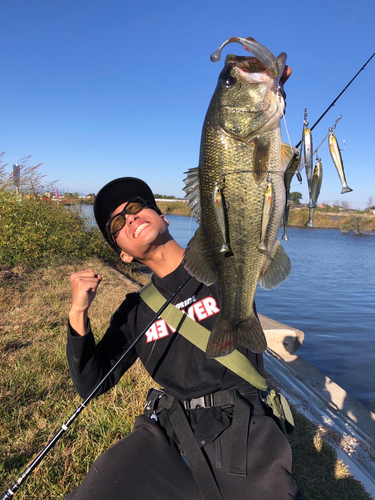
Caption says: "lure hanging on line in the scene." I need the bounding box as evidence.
[282,150,301,241]
[301,108,315,209]
[305,157,323,227]
[328,129,352,194]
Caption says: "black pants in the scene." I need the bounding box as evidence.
[65,413,303,500]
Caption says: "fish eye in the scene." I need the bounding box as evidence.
[223,75,236,88]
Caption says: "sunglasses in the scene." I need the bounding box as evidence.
[105,197,157,238]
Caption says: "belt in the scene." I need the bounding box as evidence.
[183,390,235,410]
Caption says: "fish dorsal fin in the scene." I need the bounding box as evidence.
[183,226,218,286]
[281,143,299,170]
[259,240,291,289]
[183,167,201,221]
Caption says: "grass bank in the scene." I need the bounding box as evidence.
[287,207,375,233]
[0,259,371,499]
[156,200,192,216]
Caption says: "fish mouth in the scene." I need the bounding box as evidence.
[133,222,150,239]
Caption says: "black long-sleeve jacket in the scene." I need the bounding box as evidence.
[66,263,264,402]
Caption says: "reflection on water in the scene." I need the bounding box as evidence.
[81,207,375,412]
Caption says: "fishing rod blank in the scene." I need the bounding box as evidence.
[293,51,374,182]
[295,51,375,149]
[1,274,191,500]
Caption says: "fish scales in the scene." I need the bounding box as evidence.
[184,43,291,357]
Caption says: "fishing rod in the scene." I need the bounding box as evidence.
[294,51,375,149]
[1,274,191,500]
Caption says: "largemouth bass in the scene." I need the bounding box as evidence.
[183,37,292,358]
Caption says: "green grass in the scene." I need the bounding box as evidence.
[0,259,372,499]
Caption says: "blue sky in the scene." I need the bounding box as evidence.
[1,0,374,209]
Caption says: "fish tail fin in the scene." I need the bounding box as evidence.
[341,186,353,194]
[236,314,267,354]
[206,314,267,358]
[206,317,236,358]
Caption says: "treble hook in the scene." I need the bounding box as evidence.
[330,115,342,131]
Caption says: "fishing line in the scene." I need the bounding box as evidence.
[312,116,342,155]
[293,62,375,94]
[295,51,375,148]
[281,113,294,154]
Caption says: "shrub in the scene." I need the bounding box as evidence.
[0,191,114,268]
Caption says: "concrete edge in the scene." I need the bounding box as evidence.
[264,348,375,498]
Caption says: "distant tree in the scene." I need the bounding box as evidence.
[154,194,177,199]
[341,200,351,211]
[341,214,370,235]
[366,196,374,208]
[288,191,303,205]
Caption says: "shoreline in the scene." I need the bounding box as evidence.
[155,202,375,233]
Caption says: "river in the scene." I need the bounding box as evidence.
[79,206,375,413]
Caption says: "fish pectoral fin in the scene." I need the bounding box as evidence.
[259,240,291,290]
[236,315,267,354]
[183,226,217,286]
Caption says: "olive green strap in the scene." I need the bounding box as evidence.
[139,282,268,391]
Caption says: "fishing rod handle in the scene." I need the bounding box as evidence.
[1,491,15,499]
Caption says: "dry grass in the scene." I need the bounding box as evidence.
[288,207,375,232]
[0,259,371,499]
[156,200,192,216]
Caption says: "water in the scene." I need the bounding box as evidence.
[81,207,375,412]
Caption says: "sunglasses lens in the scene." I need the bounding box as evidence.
[109,214,125,235]
[107,198,151,236]
[126,201,146,214]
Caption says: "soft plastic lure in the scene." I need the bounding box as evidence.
[210,36,284,79]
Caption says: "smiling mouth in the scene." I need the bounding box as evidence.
[134,222,149,239]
